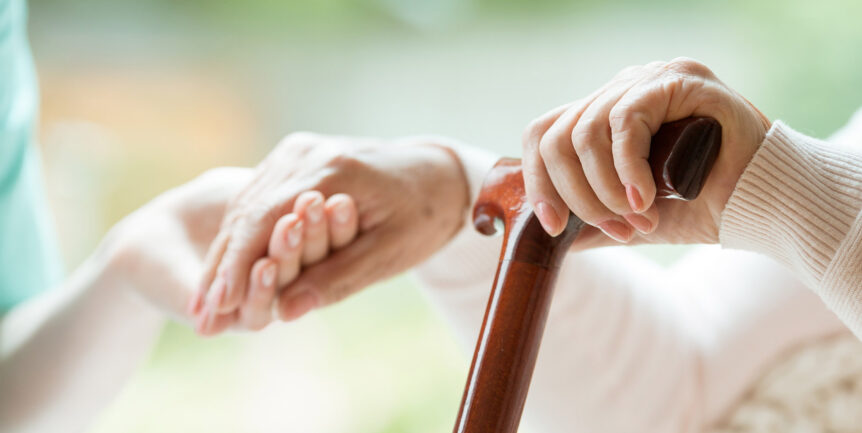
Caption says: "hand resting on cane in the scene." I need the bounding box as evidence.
[522,57,771,248]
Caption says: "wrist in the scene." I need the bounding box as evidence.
[87,220,137,293]
[425,140,472,219]
[396,136,472,219]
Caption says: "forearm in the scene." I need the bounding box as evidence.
[0,237,164,433]
[720,120,862,338]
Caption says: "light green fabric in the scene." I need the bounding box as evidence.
[0,0,63,311]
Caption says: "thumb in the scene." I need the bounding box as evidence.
[275,226,401,321]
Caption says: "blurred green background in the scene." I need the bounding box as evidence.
[27,0,862,431]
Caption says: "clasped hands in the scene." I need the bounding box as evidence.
[113,58,772,335]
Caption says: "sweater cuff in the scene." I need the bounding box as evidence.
[444,141,500,206]
[719,121,862,292]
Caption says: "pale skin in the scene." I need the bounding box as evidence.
[0,168,363,429]
[1,168,251,431]
[0,58,777,427]
[192,134,471,335]
[523,57,772,246]
[188,190,362,335]
[198,58,772,331]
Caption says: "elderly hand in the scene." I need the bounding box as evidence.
[522,58,771,248]
[194,133,470,332]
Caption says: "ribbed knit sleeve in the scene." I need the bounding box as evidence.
[720,121,862,337]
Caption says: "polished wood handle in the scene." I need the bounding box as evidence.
[454,117,721,433]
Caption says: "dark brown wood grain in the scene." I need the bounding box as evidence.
[454,117,721,433]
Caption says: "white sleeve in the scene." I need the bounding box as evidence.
[413,142,847,433]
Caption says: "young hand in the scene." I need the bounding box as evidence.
[107,167,252,320]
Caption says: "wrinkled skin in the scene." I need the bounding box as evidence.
[195,133,470,329]
[522,58,771,249]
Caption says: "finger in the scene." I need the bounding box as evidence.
[623,202,659,235]
[268,213,304,288]
[191,229,230,316]
[238,258,278,331]
[294,191,329,265]
[540,105,634,242]
[206,178,321,315]
[522,102,574,236]
[207,199,286,314]
[608,74,701,213]
[569,82,642,217]
[325,193,359,250]
[275,226,397,321]
[522,66,645,236]
[195,306,239,337]
[200,270,227,330]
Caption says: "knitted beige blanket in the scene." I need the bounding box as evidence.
[710,334,862,432]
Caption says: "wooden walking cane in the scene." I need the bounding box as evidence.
[453,117,722,433]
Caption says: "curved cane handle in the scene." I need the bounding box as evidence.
[454,116,721,433]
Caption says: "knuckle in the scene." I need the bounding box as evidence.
[246,202,276,228]
[608,105,638,135]
[522,168,548,193]
[318,152,366,189]
[222,209,244,229]
[230,204,278,247]
[522,118,545,150]
[613,64,641,80]
[570,122,605,156]
[324,152,362,171]
[538,135,562,161]
[665,57,712,78]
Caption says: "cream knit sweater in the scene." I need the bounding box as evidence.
[721,118,862,339]
[414,111,862,432]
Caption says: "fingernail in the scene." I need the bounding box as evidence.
[206,276,226,308]
[194,308,209,336]
[334,201,352,224]
[307,198,324,223]
[597,220,633,243]
[535,201,561,235]
[287,221,303,248]
[186,288,205,316]
[625,184,645,213]
[623,213,652,234]
[280,291,319,321]
[261,263,276,287]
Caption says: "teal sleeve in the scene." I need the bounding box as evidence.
[0,0,64,311]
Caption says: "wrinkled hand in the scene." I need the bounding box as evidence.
[196,133,470,327]
[523,58,771,248]
[190,189,361,335]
